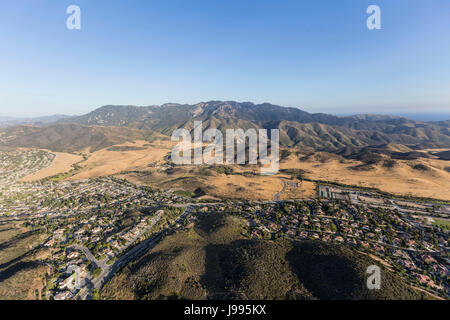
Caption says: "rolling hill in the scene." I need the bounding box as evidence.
[0,123,149,153]
[100,213,427,300]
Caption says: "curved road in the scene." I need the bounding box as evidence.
[72,205,193,299]
[273,179,287,201]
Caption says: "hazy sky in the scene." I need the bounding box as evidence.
[1,0,450,117]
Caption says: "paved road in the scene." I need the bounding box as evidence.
[273,179,287,201]
[389,200,429,231]
[73,205,193,299]
[69,245,108,299]
[95,205,194,292]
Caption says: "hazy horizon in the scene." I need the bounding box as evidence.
[1,101,450,122]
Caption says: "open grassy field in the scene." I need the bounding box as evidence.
[115,144,450,201]
[206,174,283,200]
[20,151,83,182]
[0,222,50,299]
[280,151,450,200]
[118,146,450,201]
[120,166,285,201]
[17,140,449,201]
[278,179,317,200]
[69,140,171,180]
[0,222,22,244]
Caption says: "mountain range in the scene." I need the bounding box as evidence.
[1,101,449,152]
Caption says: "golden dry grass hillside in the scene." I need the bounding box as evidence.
[280,151,450,200]
[119,165,285,201]
[21,151,83,182]
[0,222,50,300]
[19,140,171,181]
[69,140,171,180]
[20,138,450,201]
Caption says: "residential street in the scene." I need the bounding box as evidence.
[72,205,193,299]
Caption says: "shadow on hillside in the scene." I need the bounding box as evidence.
[194,214,226,238]
[285,242,363,299]
[0,260,43,282]
[200,238,366,300]
[199,243,229,299]
[0,247,38,270]
[201,239,288,300]
[0,230,37,251]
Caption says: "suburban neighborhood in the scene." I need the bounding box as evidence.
[0,149,449,299]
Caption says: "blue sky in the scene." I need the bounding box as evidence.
[1,0,449,117]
